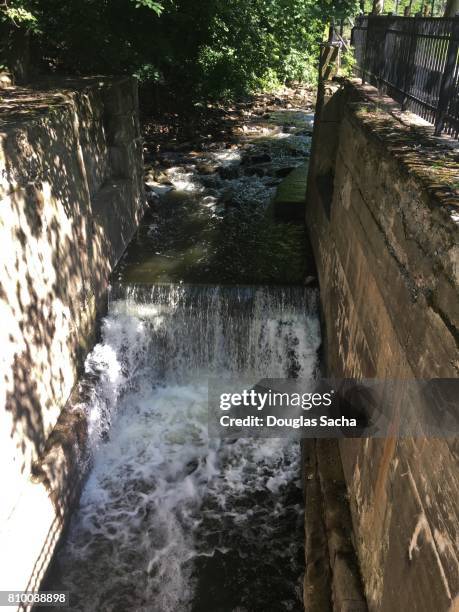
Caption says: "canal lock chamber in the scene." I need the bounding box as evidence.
[43,99,324,612]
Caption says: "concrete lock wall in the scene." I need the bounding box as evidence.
[306,78,459,611]
[0,77,145,593]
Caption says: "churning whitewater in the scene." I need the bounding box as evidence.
[47,285,320,611]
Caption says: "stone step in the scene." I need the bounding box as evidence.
[273,162,309,221]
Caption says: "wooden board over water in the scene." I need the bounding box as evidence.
[273,163,309,221]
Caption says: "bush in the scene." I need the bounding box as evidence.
[2,0,360,100]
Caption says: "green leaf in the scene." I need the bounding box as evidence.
[132,0,163,16]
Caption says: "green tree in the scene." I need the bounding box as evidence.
[1,0,362,98]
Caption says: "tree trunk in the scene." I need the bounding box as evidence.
[372,0,384,14]
[444,0,459,16]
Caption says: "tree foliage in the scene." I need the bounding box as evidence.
[2,0,359,99]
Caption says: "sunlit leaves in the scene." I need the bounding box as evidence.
[132,0,163,16]
[0,0,38,29]
[2,0,361,99]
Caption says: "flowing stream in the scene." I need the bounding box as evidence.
[46,94,320,611]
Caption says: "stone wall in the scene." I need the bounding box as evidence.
[305,78,458,611]
[0,77,145,595]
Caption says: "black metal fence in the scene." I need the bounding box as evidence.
[351,15,459,138]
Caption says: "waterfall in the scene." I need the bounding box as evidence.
[48,284,321,611]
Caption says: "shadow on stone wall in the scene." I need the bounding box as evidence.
[305,77,459,612]
[0,76,144,591]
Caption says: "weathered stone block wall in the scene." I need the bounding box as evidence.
[0,77,145,595]
[306,79,458,611]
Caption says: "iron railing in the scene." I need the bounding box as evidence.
[351,15,459,138]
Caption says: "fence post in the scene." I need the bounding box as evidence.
[401,16,419,111]
[434,16,459,136]
[381,16,390,90]
[361,16,372,84]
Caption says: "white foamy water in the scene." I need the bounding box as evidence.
[210,149,242,165]
[49,286,320,611]
[43,101,322,610]
[166,167,206,193]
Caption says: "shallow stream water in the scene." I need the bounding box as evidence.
[45,98,320,612]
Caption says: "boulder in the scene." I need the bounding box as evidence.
[218,165,240,180]
[249,152,271,164]
[275,166,295,178]
[244,166,265,177]
[196,162,218,175]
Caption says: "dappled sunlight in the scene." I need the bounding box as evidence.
[118,90,315,286]
[349,84,459,211]
[0,76,145,593]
